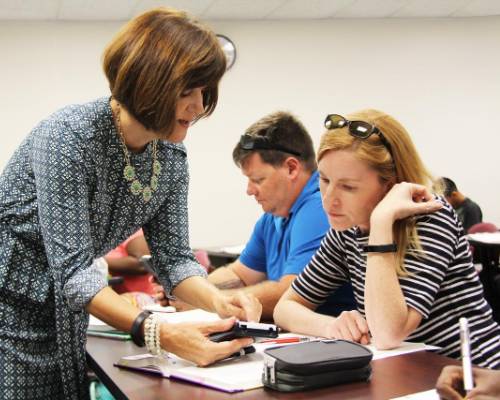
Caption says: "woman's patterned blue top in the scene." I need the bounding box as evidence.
[0,97,206,399]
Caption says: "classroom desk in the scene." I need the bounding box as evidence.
[202,246,242,268]
[86,336,458,400]
[468,236,500,323]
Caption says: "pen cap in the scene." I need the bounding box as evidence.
[459,317,471,357]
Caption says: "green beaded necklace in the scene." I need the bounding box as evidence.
[115,102,161,202]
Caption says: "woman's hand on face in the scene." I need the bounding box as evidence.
[213,292,262,322]
[324,310,370,345]
[371,182,442,224]
[159,317,254,366]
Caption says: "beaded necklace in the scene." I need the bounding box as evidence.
[115,102,161,202]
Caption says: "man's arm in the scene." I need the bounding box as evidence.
[209,259,297,320]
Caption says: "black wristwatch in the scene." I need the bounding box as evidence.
[363,243,397,253]
[130,310,152,347]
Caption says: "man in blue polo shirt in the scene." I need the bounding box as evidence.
[205,111,355,319]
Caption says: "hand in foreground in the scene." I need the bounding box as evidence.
[371,182,442,224]
[160,317,254,366]
[323,310,370,345]
[213,292,262,322]
[436,365,500,400]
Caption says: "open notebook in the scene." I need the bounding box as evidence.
[116,350,264,393]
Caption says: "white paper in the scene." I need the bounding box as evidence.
[467,232,500,244]
[219,244,245,254]
[89,315,108,327]
[367,341,440,360]
[157,309,221,324]
[143,304,176,313]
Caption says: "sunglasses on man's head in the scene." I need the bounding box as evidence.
[239,133,302,157]
[324,114,393,158]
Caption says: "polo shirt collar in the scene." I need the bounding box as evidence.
[273,170,320,228]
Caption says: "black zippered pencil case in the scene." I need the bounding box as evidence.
[262,339,373,392]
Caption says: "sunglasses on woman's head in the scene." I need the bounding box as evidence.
[324,114,393,158]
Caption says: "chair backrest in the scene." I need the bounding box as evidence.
[468,222,498,234]
[194,249,211,271]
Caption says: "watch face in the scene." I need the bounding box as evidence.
[217,34,236,70]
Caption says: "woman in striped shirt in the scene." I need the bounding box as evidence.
[274,110,500,368]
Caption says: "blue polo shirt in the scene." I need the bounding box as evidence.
[239,171,355,316]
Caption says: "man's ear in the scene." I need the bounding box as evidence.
[284,157,301,179]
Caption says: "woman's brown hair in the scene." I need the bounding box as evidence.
[102,7,226,136]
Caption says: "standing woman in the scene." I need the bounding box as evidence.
[0,8,260,400]
[274,109,500,369]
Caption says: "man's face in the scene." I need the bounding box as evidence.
[241,153,293,217]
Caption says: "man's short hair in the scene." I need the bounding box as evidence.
[232,111,316,171]
[439,177,458,197]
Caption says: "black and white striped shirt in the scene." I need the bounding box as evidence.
[292,198,500,369]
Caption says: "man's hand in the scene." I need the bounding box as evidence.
[213,292,262,322]
[160,317,254,366]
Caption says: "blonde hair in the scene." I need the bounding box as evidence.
[318,109,434,276]
[102,7,226,136]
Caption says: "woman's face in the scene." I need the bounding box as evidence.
[318,149,391,232]
[168,87,206,143]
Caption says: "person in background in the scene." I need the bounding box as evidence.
[436,176,483,232]
[104,229,154,295]
[0,8,260,400]
[436,365,500,399]
[274,110,500,369]
[155,111,355,319]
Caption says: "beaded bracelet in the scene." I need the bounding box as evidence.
[144,314,164,356]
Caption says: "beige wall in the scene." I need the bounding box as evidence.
[1,16,499,247]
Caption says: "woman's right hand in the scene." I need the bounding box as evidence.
[323,310,370,345]
[159,317,254,366]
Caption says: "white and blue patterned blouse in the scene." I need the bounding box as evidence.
[0,97,206,399]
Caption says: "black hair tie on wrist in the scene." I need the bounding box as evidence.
[363,243,397,253]
[130,310,152,347]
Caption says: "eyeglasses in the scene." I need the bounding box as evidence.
[239,128,301,157]
[324,114,393,158]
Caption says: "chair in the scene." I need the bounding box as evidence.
[194,249,211,272]
[467,222,500,323]
[468,222,498,234]
[467,221,498,264]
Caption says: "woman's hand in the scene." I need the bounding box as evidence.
[371,182,442,224]
[323,310,370,344]
[160,317,254,366]
[213,292,262,322]
[436,365,500,400]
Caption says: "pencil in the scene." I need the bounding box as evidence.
[260,337,310,344]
